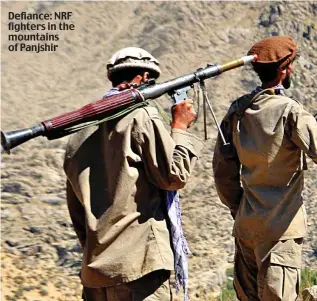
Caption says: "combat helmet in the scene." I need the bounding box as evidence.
[107,47,161,82]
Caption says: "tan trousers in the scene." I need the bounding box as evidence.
[82,270,172,301]
[233,238,303,301]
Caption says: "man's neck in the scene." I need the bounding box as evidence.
[261,79,282,89]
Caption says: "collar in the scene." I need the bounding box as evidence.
[252,84,285,96]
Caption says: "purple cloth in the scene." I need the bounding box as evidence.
[103,88,120,98]
[166,190,190,301]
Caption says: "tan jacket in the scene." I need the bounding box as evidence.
[213,91,317,242]
[64,105,204,287]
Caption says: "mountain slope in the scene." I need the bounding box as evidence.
[1,2,316,300]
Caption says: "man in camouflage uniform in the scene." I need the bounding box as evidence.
[212,36,317,300]
[64,47,204,301]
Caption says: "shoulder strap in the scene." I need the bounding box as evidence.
[235,88,275,120]
[149,100,172,125]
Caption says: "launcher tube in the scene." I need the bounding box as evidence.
[1,55,257,153]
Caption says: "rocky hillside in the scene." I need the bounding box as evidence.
[1,1,316,300]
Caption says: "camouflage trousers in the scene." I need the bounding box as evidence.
[82,270,172,301]
[234,237,303,301]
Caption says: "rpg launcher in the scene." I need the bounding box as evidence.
[1,55,257,154]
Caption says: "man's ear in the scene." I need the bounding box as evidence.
[129,72,150,87]
[142,71,150,83]
[277,67,287,75]
[286,63,294,73]
[129,75,143,86]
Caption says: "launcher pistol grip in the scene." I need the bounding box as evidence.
[171,86,192,104]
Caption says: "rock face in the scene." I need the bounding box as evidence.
[1,2,317,301]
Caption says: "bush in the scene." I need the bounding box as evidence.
[219,267,237,301]
[219,267,317,301]
[301,267,317,289]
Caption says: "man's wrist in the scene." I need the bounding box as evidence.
[171,121,188,130]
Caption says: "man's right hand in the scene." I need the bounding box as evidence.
[171,99,197,130]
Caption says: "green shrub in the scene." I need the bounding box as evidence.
[218,267,237,301]
[219,267,317,301]
[225,267,234,278]
[301,267,317,289]
[39,288,48,296]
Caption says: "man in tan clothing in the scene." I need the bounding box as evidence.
[213,36,317,300]
[64,47,204,301]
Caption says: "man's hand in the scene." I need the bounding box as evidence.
[171,99,197,130]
